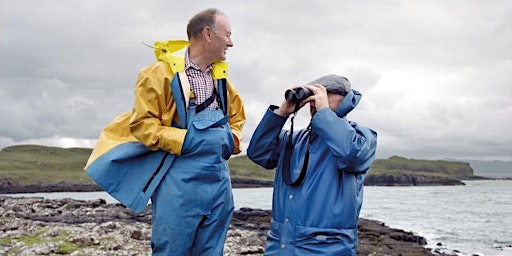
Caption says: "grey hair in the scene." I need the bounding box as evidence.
[308,74,351,95]
[186,8,225,39]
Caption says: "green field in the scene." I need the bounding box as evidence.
[370,155,474,179]
[0,145,474,185]
[228,155,275,181]
[0,145,273,185]
[0,145,92,184]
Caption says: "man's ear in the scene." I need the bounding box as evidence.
[202,26,213,43]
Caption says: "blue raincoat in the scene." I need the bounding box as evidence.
[247,90,377,255]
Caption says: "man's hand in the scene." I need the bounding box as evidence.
[274,99,296,117]
[303,84,329,111]
[275,86,308,117]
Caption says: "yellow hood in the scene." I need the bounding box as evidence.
[153,40,228,78]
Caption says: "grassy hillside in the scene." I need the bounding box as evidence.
[0,145,476,187]
[0,145,92,184]
[370,155,473,179]
[0,145,273,185]
[228,155,275,181]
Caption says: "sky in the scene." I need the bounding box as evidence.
[1,0,511,161]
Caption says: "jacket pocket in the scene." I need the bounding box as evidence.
[181,120,232,158]
[294,225,357,255]
[264,219,284,255]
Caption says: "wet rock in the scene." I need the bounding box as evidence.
[0,196,453,255]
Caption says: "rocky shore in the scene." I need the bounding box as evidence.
[0,175,477,194]
[0,179,272,194]
[364,174,466,186]
[0,196,453,256]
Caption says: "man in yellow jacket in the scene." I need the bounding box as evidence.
[85,8,245,255]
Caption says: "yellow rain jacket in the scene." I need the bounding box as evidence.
[85,40,246,211]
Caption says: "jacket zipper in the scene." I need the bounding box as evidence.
[142,153,169,193]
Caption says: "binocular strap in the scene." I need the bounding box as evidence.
[282,141,309,186]
[281,110,310,186]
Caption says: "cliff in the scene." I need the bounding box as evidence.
[364,156,475,186]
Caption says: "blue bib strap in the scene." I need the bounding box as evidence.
[217,78,228,116]
[170,73,188,128]
[171,74,228,124]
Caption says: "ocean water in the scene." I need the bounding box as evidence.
[232,180,512,256]
[4,180,511,256]
[360,180,512,256]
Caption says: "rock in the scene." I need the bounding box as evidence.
[0,178,273,193]
[364,173,465,186]
[0,179,103,194]
[0,196,455,255]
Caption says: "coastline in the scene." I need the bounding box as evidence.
[0,196,452,255]
[1,176,497,194]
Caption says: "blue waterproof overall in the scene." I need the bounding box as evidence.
[150,104,235,255]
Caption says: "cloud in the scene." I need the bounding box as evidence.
[1,0,511,161]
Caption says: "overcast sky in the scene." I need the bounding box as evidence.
[1,0,511,161]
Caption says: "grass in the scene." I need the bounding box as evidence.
[55,241,80,254]
[0,145,92,184]
[0,224,88,255]
[228,155,275,181]
[0,145,474,185]
[0,144,274,185]
[370,155,473,178]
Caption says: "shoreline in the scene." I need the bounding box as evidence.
[0,180,275,194]
[0,196,454,255]
[0,176,502,194]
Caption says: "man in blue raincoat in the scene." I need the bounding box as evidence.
[85,8,245,255]
[247,74,377,255]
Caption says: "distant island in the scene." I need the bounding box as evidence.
[0,144,503,194]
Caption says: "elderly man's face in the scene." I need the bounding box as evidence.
[309,93,344,116]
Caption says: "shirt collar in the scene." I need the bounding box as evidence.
[185,48,214,73]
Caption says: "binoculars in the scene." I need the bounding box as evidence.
[284,87,313,103]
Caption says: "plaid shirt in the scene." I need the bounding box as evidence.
[185,50,219,110]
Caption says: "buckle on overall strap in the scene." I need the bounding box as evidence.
[195,86,223,114]
[195,92,216,113]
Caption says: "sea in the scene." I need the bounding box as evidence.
[3,179,511,256]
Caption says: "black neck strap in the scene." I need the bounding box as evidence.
[281,103,310,186]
